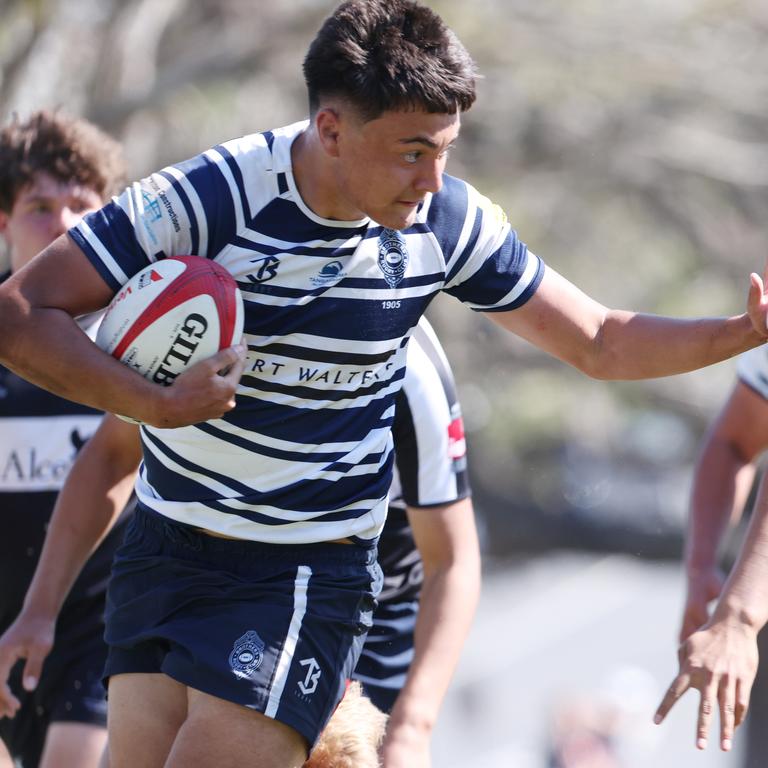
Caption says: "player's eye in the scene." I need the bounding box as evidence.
[403,151,421,164]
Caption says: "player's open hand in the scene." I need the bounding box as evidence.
[746,262,768,340]
[0,612,56,719]
[654,618,759,751]
[147,344,247,428]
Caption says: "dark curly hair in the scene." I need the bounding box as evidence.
[303,0,477,122]
[0,110,126,212]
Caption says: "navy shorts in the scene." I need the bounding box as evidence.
[0,597,108,768]
[103,506,382,747]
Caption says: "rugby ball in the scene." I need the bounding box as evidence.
[95,255,244,387]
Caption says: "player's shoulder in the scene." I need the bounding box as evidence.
[428,174,505,220]
[426,173,473,223]
[215,121,306,168]
[203,121,306,207]
[210,129,278,176]
[424,173,510,256]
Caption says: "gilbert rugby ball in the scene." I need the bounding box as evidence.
[95,255,244,387]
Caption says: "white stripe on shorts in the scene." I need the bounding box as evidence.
[265,564,312,717]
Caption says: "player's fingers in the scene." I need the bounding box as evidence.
[0,646,22,717]
[696,684,717,750]
[654,673,691,724]
[0,644,21,687]
[21,645,49,692]
[0,681,20,718]
[218,345,248,382]
[210,344,247,375]
[718,676,737,751]
[734,678,751,728]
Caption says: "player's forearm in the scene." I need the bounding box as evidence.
[0,236,160,422]
[389,560,480,732]
[22,443,137,619]
[685,441,755,574]
[0,303,163,423]
[711,476,768,631]
[591,311,764,381]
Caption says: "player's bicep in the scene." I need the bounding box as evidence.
[488,266,610,372]
[91,414,143,469]
[6,232,114,316]
[407,497,478,570]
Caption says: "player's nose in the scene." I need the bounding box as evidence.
[414,160,443,195]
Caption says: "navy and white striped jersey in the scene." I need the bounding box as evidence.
[737,345,768,399]
[70,120,542,544]
[353,318,471,704]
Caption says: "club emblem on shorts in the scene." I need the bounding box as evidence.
[297,657,322,696]
[229,630,265,680]
[377,229,409,288]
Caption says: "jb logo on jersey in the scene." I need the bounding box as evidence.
[246,255,281,284]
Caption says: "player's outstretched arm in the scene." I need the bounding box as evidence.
[0,234,246,427]
[655,469,768,751]
[0,415,141,718]
[681,380,768,641]
[380,497,481,768]
[492,265,768,380]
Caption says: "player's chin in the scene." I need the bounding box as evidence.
[372,206,418,231]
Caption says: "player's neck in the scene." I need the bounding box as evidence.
[291,127,364,223]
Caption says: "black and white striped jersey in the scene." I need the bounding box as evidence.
[352,317,471,701]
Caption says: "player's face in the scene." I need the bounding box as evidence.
[0,172,103,273]
[334,108,460,230]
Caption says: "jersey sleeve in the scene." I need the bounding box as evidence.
[428,174,545,312]
[737,346,768,400]
[391,318,471,508]
[68,147,242,293]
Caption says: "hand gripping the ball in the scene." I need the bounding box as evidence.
[143,344,247,429]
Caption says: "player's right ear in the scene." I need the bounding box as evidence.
[316,108,342,158]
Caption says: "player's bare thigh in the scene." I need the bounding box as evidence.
[39,722,108,768]
[107,673,187,768]
[0,739,12,768]
[165,687,307,768]
[107,672,307,768]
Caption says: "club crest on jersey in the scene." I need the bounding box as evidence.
[377,229,409,288]
[229,630,265,680]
